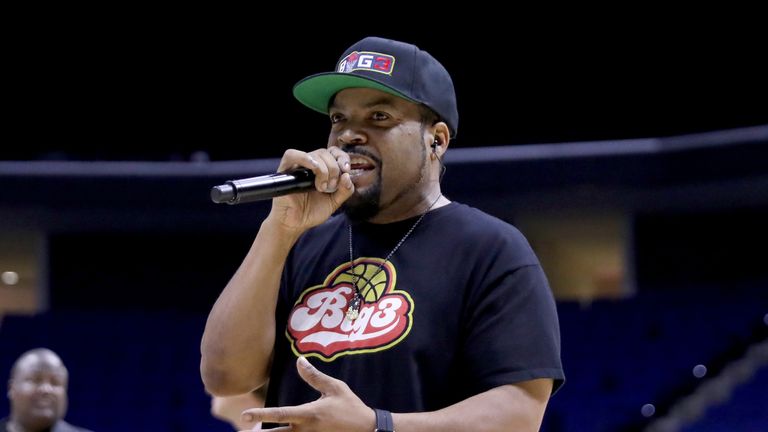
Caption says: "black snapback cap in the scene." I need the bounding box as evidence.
[293,36,458,137]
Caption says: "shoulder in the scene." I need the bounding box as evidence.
[436,202,520,234]
[435,202,538,265]
[53,420,95,432]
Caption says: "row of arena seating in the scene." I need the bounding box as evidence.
[680,363,768,431]
[1,285,765,431]
[543,286,766,431]
[0,311,231,432]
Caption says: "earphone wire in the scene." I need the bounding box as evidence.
[433,142,447,182]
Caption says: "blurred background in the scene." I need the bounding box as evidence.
[1,15,767,432]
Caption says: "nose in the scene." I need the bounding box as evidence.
[37,382,55,395]
[336,125,367,146]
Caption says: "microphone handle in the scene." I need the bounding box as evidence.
[210,168,315,204]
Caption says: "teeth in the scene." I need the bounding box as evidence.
[350,158,369,165]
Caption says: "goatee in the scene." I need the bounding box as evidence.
[343,180,382,222]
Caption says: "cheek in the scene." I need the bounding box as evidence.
[381,153,420,190]
[398,143,426,170]
[13,384,35,397]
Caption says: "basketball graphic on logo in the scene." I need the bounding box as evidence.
[334,260,389,302]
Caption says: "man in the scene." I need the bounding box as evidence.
[201,36,564,431]
[2,348,93,432]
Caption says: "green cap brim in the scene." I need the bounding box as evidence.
[293,73,417,114]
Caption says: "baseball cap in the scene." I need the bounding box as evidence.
[293,36,458,137]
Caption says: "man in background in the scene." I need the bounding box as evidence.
[1,348,93,432]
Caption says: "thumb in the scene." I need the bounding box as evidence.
[296,356,339,396]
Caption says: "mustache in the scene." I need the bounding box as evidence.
[339,146,382,166]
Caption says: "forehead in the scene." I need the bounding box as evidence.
[14,354,67,378]
[330,88,419,113]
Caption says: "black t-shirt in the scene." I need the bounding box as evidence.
[0,418,93,432]
[268,202,564,413]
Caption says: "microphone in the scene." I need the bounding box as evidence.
[210,168,315,204]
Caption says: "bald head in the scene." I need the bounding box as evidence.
[7,348,69,431]
[10,349,67,379]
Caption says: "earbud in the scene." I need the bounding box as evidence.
[431,137,447,182]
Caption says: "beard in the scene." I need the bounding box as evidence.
[342,172,382,222]
[342,141,428,222]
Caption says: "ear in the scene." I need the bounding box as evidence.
[431,122,451,155]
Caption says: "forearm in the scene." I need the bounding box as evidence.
[201,217,301,395]
[391,380,550,432]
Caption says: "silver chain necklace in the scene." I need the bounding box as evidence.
[346,194,442,321]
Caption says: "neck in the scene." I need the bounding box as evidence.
[7,420,32,432]
[367,189,448,224]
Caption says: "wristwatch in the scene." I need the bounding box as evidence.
[374,408,395,432]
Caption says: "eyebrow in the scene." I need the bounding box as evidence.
[329,96,398,112]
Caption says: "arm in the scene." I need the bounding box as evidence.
[200,217,300,395]
[200,148,353,395]
[243,357,552,432]
[393,379,552,432]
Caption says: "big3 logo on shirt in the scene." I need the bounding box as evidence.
[286,258,414,361]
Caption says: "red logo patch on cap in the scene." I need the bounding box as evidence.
[337,51,395,75]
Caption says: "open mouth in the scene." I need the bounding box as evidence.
[30,403,57,416]
[349,157,377,183]
[32,398,55,408]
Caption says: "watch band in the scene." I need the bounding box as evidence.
[374,408,395,432]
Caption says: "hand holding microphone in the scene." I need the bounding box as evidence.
[210,167,316,204]
[211,148,354,205]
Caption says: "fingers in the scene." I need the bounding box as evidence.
[238,425,289,432]
[312,150,340,192]
[242,404,309,425]
[328,146,351,174]
[330,172,355,207]
[278,147,350,194]
[277,149,321,174]
[325,147,354,202]
[296,356,342,396]
[313,147,352,193]
[242,427,291,432]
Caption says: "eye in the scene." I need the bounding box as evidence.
[330,113,345,124]
[371,111,390,121]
